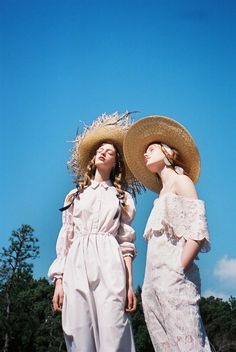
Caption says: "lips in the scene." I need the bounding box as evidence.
[98,156,105,161]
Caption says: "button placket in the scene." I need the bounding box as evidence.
[91,185,101,233]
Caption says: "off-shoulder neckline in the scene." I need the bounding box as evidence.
[155,192,203,204]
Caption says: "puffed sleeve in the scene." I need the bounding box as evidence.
[116,192,137,258]
[48,190,76,280]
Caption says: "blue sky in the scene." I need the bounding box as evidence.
[1,0,236,299]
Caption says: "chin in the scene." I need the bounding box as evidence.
[96,163,112,173]
[146,163,157,173]
[95,160,104,167]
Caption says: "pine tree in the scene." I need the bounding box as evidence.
[131,286,154,352]
[0,225,39,352]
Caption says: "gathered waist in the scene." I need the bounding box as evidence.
[78,231,116,237]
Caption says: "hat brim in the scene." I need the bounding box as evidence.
[79,125,123,169]
[77,125,134,185]
[123,116,200,193]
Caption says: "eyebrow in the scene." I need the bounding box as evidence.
[98,146,115,152]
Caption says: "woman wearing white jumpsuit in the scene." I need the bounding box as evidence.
[48,112,141,352]
[124,115,212,351]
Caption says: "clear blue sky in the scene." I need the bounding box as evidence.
[1,0,236,299]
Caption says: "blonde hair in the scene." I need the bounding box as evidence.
[160,144,187,174]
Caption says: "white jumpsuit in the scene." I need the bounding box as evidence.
[48,180,136,352]
[142,192,211,352]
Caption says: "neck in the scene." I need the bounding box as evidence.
[156,165,176,188]
[94,168,110,182]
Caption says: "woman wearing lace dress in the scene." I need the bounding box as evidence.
[48,112,143,352]
[124,115,211,351]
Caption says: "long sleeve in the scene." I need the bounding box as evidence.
[48,191,75,280]
[116,192,137,258]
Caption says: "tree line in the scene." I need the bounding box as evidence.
[0,225,236,352]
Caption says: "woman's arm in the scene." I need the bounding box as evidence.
[49,190,76,312]
[175,175,207,269]
[181,238,205,271]
[123,256,137,312]
[52,278,64,312]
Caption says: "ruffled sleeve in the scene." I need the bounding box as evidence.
[116,192,137,258]
[144,193,210,252]
[48,190,76,280]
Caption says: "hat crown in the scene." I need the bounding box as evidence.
[68,111,144,197]
[124,115,200,193]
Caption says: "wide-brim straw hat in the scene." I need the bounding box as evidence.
[68,112,143,197]
[123,115,200,193]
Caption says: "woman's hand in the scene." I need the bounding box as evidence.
[125,285,137,313]
[123,256,137,312]
[52,278,64,312]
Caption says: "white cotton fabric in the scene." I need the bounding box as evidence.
[48,180,136,352]
[142,192,212,352]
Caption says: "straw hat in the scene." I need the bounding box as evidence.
[123,115,200,193]
[68,111,143,196]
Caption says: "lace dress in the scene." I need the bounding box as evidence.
[142,193,211,352]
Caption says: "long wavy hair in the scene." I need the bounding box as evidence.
[68,142,128,212]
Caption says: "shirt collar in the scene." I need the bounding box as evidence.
[91,180,113,190]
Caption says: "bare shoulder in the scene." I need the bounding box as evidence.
[174,175,198,199]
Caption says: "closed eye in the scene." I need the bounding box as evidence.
[97,148,104,154]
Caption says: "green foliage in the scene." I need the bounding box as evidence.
[0,224,39,285]
[1,225,236,352]
[200,296,236,352]
[0,225,66,352]
[32,279,66,352]
[131,286,154,352]
[0,225,40,352]
[0,276,66,352]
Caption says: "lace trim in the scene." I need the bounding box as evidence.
[144,193,210,252]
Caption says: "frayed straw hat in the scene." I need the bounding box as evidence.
[68,111,144,197]
[123,115,200,193]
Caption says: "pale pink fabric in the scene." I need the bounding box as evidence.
[142,193,212,352]
[48,180,136,352]
[48,180,136,280]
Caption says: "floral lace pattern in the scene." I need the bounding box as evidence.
[142,261,211,351]
[142,193,211,351]
[144,193,210,252]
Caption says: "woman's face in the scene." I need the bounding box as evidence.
[144,143,165,172]
[95,143,116,173]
